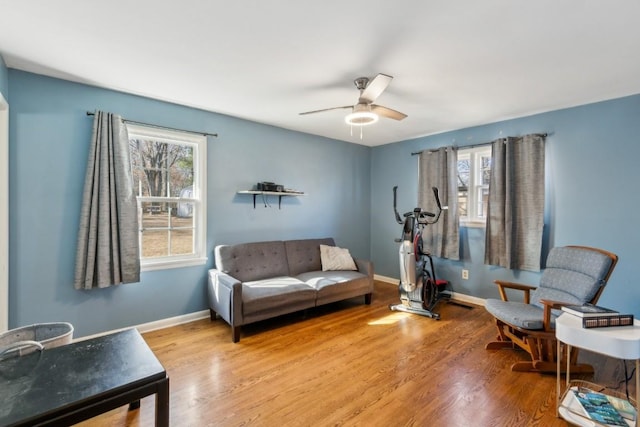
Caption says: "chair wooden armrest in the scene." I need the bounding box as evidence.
[493,280,537,303]
[538,299,570,310]
[539,299,572,331]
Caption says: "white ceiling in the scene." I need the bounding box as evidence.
[1,1,640,147]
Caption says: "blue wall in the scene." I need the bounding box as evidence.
[371,94,640,316]
[8,65,640,335]
[8,70,371,337]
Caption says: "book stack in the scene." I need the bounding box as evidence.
[561,304,634,329]
[560,385,636,427]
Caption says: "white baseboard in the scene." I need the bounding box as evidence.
[374,274,398,284]
[374,274,485,307]
[136,310,211,333]
[75,309,210,342]
[449,292,485,307]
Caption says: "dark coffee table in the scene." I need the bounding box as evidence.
[0,328,169,426]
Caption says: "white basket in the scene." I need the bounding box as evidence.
[0,322,74,358]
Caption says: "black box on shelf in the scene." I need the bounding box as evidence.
[256,182,284,192]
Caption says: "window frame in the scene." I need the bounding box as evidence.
[457,145,492,227]
[127,124,207,271]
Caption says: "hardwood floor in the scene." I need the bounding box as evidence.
[79,282,634,426]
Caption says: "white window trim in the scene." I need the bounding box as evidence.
[127,124,207,271]
[458,145,491,228]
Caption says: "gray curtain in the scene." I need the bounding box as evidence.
[484,134,545,271]
[418,146,459,260]
[74,111,140,289]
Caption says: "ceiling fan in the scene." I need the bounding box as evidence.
[300,73,407,126]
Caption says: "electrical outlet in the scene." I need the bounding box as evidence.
[462,269,469,280]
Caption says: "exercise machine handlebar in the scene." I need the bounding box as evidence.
[393,186,443,227]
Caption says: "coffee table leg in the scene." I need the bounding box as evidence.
[155,377,170,427]
[129,400,141,410]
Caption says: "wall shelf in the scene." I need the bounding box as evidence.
[237,190,305,209]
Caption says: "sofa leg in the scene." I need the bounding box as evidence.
[232,326,241,343]
[365,293,372,305]
[209,308,218,321]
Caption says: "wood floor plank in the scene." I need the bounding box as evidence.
[76,281,635,426]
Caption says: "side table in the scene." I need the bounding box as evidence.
[556,313,640,425]
[0,328,169,426]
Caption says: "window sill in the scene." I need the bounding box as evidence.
[141,256,208,272]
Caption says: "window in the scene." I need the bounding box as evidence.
[457,146,491,225]
[127,124,207,271]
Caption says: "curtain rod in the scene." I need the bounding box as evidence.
[410,132,548,156]
[86,111,218,138]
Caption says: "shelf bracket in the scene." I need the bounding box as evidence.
[250,193,283,209]
[237,190,304,209]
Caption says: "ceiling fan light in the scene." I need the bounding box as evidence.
[345,111,379,126]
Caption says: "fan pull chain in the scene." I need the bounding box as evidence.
[349,124,364,140]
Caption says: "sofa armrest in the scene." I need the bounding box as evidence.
[355,259,374,280]
[207,269,243,327]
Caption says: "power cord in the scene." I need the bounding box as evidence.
[261,193,270,208]
[615,359,636,401]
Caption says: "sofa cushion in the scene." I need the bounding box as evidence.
[320,245,357,271]
[484,298,558,330]
[297,270,371,304]
[215,240,289,282]
[285,238,335,276]
[242,276,316,315]
[531,246,614,309]
[296,270,365,287]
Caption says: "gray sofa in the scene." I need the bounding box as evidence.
[207,237,374,342]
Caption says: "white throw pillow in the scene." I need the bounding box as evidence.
[320,244,357,271]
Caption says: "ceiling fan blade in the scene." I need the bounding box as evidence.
[371,104,407,121]
[299,105,352,115]
[359,74,393,103]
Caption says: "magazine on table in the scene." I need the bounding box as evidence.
[562,304,619,318]
[605,394,637,422]
[562,386,634,427]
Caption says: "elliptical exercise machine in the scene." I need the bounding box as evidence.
[389,186,451,319]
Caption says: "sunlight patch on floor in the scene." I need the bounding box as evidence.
[368,312,412,325]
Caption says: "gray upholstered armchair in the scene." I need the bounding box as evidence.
[484,246,618,373]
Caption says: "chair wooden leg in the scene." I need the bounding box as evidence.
[507,342,595,374]
[495,319,510,342]
[485,341,516,350]
[512,360,559,373]
[526,337,542,363]
[486,321,516,350]
[487,322,572,373]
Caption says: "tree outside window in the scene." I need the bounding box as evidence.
[127,124,207,270]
